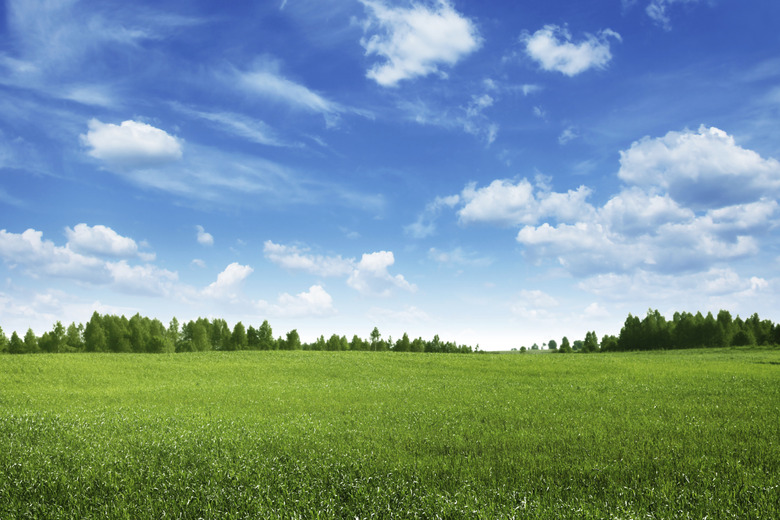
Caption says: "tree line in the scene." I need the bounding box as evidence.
[0,312,475,355]
[1,309,778,355]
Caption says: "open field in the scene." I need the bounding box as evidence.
[1,348,779,519]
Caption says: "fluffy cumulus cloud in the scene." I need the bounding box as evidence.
[258,285,336,318]
[360,0,481,87]
[196,225,214,246]
[434,126,779,280]
[618,125,780,209]
[512,127,780,276]
[347,251,416,296]
[106,261,177,297]
[0,228,108,282]
[0,226,178,295]
[81,119,183,169]
[458,179,594,226]
[522,25,621,76]
[65,223,140,258]
[202,262,254,300]
[264,241,415,296]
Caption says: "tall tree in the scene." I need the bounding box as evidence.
[9,331,24,354]
[84,312,107,352]
[0,325,7,353]
[230,322,248,351]
[258,320,275,350]
[285,329,301,350]
[23,328,39,354]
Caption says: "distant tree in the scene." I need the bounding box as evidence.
[230,322,248,351]
[211,318,231,351]
[582,331,599,353]
[285,329,301,350]
[313,335,326,351]
[247,325,260,350]
[167,317,181,350]
[520,346,527,353]
[326,334,342,351]
[394,332,411,352]
[84,312,107,352]
[0,326,7,353]
[531,343,539,350]
[370,327,381,351]
[258,320,275,350]
[350,334,366,351]
[559,336,572,353]
[9,331,24,354]
[65,323,84,352]
[24,328,39,354]
[410,337,425,353]
[129,314,151,353]
[191,320,211,352]
[600,334,619,352]
[547,339,557,352]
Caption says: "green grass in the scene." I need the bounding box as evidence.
[1,348,779,518]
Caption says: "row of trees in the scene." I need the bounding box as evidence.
[524,309,779,354]
[2,309,778,355]
[0,313,475,355]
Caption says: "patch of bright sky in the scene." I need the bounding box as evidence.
[1,0,779,349]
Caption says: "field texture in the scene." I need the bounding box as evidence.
[1,349,778,519]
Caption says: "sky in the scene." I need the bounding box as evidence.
[1,0,780,349]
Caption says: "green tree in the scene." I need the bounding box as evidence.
[230,322,248,351]
[247,325,260,350]
[547,339,557,352]
[0,326,7,353]
[24,328,39,354]
[258,320,275,350]
[167,317,181,350]
[285,329,301,350]
[394,332,411,352]
[350,334,366,351]
[582,331,599,353]
[370,327,381,351]
[84,312,107,352]
[559,336,572,353]
[65,323,84,352]
[326,334,342,351]
[9,331,24,354]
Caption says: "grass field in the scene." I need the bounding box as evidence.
[1,348,778,519]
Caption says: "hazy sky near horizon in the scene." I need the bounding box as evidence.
[1,0,779,349]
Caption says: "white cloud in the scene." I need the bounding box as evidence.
[107,261,177,297]
[0,227,178,294]
[196,225,214,246]
[264,241,414,297]
[511,289,560,320]
[522,25,621,76]
[258,285,336,318]
[263,241,353,277]
[65,223,141,258]
[172,104,286,147]
[458,179,594,226]
[558,126,578,145]
[0,228,109,282]
[347,251,416,296]
[237,62,341,115]
[428,247,492,267]
[618,126,780,209]
[360,0,481,87]
[81,119,183,169]
[202,262,254,300]
[645,0,703,29]
[405,194,460,238]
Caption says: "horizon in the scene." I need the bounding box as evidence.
[2,0,779,350]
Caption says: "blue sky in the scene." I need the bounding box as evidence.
[2,0,780,349]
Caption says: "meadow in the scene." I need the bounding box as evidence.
[1,348,778,519]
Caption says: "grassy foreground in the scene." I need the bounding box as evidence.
[1,349,778,519]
